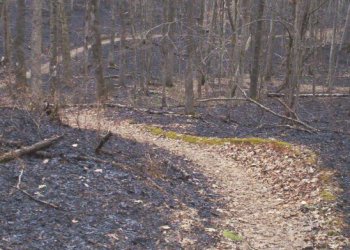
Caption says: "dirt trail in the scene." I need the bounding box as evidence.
[63,110,320,249]
[40,34,162,74]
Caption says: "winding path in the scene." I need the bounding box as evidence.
[45,31,347,249]
[63,109,321,249]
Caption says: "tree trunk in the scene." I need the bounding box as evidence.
[14,0,27,89]
[249,0,265,99]
[286,0,310,115]
[108,1,116,66]
[339,2,350,52]
[58,0,72,87]
[163,0,175,88]
[90,0,106,102]
[50,0,58,102]
[2,0,11,65]
[184,0,195,115]
[264,2,275,81]
[31,0,43,100]
[327,0,339,91]
[83,1,91,85]
[118,0,127,87]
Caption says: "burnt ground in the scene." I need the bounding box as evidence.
[0,108,224,249]
[0,92,349,248]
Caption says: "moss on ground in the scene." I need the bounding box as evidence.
[320,189,337,202]
[146,125,292,150]
[222,230,243,242]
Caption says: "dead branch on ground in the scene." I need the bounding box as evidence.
[267,93,350,98]
[0,135,63,163]
[15,169,60,209]
[198,88,318,133]
[95,131,112,153]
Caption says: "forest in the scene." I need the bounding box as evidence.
[0,0,349,249]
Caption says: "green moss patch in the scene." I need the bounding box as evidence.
[222,230,243,242]
[320,190,337,202]
[146,125,292,150]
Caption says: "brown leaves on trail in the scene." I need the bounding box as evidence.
[218,143,321,202]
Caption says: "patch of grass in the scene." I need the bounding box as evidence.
[327,230,340,237]
[319,171,334,184]
[223,230,243,242]
[306,152,318,165]
[146,125,293,150]
[320,190,337,202]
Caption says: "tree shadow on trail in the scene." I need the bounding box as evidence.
[0,107,225,249]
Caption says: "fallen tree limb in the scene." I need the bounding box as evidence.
[95,131,112,154]
[247,96,318,133]
[267,93,350,98]
[0,135,63,163]
[236,86,318,133]
[197,97,247,103]
[196,95,318,132]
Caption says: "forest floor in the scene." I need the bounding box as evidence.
[0,6,349,246]
[1,93,349,249]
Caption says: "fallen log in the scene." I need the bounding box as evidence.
[267,93,350,98]
[0,135,63,163]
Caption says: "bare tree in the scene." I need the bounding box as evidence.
[1,0,11,65]
[249,0,265,99]
[118,0,127,87]
[58,0,72,87]
[108,1,116,66]
[286,0,311,115]
[264,1,276,81]
[90,0,106,101]
[184,0,195,114]
[31,0,43,100]
[340,2,350,52]
[327,0,339,91]
[14,0,27,90]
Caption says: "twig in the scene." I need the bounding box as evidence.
[15,169,60,209]
[95,131,112,153]
[16,169,24,189]
[260,124,313,134]
[17,188,60,209]
[274,97,300,121]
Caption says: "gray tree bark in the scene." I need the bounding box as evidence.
[58,0,72,87]
[90,0,106,102]
[184,0,195,115]
[327,0,339,91]
[31,0,43,99]
[2,0,11,65]
[249,0,265,99]
[14,0,27,89]
[108,1,116,66]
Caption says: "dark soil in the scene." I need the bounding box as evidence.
[0,108,223,249]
